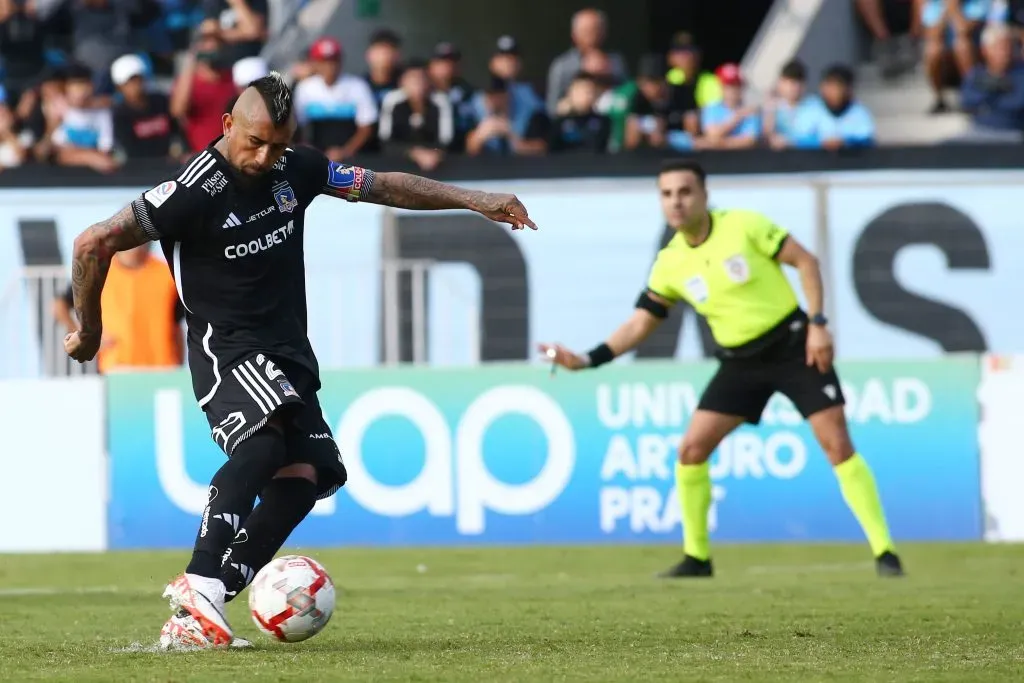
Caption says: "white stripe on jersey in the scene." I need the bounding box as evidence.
[197,324,222,408]
[177,151,210,185]
[237,362,277,410]
[184,155,217,187]
[232,365,269,414]
[245,360,282,407]
[172,243,193,314]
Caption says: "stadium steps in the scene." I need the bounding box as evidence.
[856,62,971,144]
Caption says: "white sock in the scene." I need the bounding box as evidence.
[185,573,227,609]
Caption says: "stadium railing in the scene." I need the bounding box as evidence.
[9,258,459,378]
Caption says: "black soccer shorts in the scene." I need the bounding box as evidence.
[697,327,845,425]
[203,353,347,499]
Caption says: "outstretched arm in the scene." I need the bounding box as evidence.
[539,291,672,371]
[66,205,151,361]
[362,171,537,230]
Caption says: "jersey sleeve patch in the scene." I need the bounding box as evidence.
[144,180,177,208]
[132,175,203,241]
[324,162,376,202]
[744,212,789,258]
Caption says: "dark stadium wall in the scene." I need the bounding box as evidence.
[645,0,774,69]
[322,0,651,90]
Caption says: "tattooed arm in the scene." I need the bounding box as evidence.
[65,204,152,362]
[362,171,538,230]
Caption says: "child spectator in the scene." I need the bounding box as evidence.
[697,63,760,150]
[378,59,453,171]
[52,63,118,172]
[549,72,610,153]
[364,28,403,106]
[791,64,876,149]
[764,59,809,149]
[16,66,67,164]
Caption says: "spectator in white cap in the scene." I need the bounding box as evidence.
[232,56,269,91]
[224,55,270,113]
[111,53,179,160]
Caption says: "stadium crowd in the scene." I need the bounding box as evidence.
[857,0,1024,136]
[27,1,1024,374]
[0,2,887,177]
[2,1,1024,177]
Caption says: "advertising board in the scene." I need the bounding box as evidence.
[106,358,982,549]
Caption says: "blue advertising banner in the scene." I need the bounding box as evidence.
[106,358,982,548]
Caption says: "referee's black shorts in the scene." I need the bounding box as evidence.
[698,318,845,425]
[202,353,347,500]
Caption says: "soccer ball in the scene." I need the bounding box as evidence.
[248,555,336,642]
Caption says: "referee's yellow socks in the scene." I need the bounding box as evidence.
[834,453,894,556]
[675,461,712,561]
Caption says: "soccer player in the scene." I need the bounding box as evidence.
[540,159,904,579]
[65,73,537,649]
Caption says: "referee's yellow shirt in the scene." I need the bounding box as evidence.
[647,209,799,348]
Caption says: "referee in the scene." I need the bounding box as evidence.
[541,159,904,578]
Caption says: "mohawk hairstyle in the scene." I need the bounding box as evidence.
[247,71,293,125]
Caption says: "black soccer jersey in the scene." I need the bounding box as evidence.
[130,140,375,407]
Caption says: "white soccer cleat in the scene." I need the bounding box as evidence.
[162,574,233,648]
[159,612,253,650]
[159,612,209,650]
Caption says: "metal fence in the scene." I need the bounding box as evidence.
[2,259,478,379]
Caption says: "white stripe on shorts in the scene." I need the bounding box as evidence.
[245,360,282,408]
[237,362,276,411]
[232,365,269,414]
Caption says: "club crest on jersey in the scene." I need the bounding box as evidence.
[278,380,299,398]
[272,181,298,214]
[723,254,751,284]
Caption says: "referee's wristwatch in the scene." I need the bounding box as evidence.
[809,312,829,327]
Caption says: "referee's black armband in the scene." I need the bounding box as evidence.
[635,290,669,319]
[586,343,615,368]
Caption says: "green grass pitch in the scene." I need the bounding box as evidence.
[2,543,1023,682]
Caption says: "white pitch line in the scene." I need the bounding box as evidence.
[746,561,873,575]
[0,585,124,597]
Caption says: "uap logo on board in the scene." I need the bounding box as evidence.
[153,384,577,534]
[337,385,576,534]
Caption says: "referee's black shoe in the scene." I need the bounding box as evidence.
[876,550,905,577]
[657,555,713,578]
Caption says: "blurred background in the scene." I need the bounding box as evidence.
[1,0,1022,554]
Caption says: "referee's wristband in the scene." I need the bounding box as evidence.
[585,343,615,368]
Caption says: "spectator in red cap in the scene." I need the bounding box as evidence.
[293,36,378,161]
[696,63,760,150]
[428,41,476,150]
